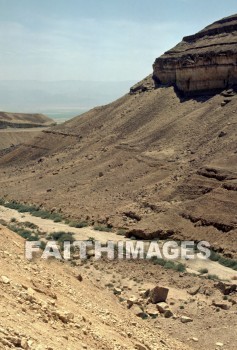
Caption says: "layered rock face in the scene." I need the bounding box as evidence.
[153,14,237,95]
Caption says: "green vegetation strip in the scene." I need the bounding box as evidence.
[0,198,89,227]
[209,250,237,271]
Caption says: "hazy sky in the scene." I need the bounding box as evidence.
[0,0,236,82]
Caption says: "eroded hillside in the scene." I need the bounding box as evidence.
[0,112,55,152]
[0,79,236,257]
[0,15,237,258]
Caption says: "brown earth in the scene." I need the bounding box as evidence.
[0,224,195,350]
[0,128,47,152]
[1,224,237,350]
[0,78,236,257]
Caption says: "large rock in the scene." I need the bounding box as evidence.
[212,300,230,310]
[149,286,169,304]
[153,14,237,95]
[146,304,159,318]
[214,281,237,295]
[180,316,193,323]
[1,276,10,284]
[131,304,147,319]
[156,302,169,313]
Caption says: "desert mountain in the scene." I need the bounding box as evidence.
[0,111,54,128]
[0,15,237,257]
[0,112,55,152]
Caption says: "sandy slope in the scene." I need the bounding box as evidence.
[0,225,193,350]
[0,81,236,257]
[0,128,47,151]
[0,111,53,126]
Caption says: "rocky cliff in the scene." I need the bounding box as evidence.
[153,14,237,95]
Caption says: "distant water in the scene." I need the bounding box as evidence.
[40,108,90,124]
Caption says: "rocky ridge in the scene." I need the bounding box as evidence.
[0,112,55,129]
[153,14,237,95]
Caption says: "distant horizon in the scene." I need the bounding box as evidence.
[0,1,236,117]
[0,80,136,119]
[0,1,236,82]
[0,79,138,83]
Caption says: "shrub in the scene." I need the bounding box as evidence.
[207,274,220,281]
[218,256,237,270]
[117,228,127,236]
[199,268,209,274]
[209,250,220,262]
[7,224,38,241]
[164,261,176,270]
[151,258,186,272]
[175,263,186,272]
[209,250,237,271]
[0,198,5,205]
[53,215,63,223]
[40,241,47,250]
[47,231,75,244]
[23,221,38,230]
[151,257,166,266]
[69,221,88,228]
[26,234,40,241]
[31,210,52,219]
[5,201,39,213]
[94,225,112,232]
[0,219,7,226]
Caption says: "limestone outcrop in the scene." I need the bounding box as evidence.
[153,14,237,95]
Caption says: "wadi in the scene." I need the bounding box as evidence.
[0,12,237,350]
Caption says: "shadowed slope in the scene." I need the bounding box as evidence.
[0,76,236,257]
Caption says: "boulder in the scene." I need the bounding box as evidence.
[216,342,224,347]
[212,301,230,310]
[1,276,10,284]
[127,295,139,308]
[113,288,122,295]
[87,249,95,258]
[131,304,147,319]
[215,281,237,295]
[77,274,83,282]
[187,285,200,296]
[164,309,173,318]
[157,302,169,313]
[180,316,193,323]
[55,311,74,323]
[149,286,169,304]
[139,289,150,298]
[146,304,159,318]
